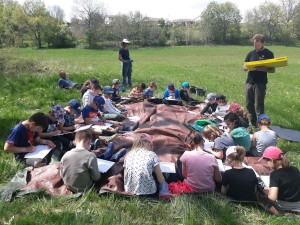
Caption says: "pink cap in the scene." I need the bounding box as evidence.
[258,146,284,161]
[141,133,152,143]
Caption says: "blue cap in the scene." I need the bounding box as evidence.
[258,114,271,123]
[50,105,65,123]
[93,96,105,109]
[103,85,114,94]
[168,83,174,89]
[182,82,190,88]
[90,78,99,84]
[68,99,81,116]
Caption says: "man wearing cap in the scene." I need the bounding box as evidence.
[58,70,82,89]
[102,86,126,122]
[179,82,203,106]
[200,93,218,115]
[118,39,133,87]
[243,34,275,126]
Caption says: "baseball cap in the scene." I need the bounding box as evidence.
[50,104,65,123]
[206,93,216,101]
[259,146,283,161]
[227,102,241,112]
[112,79,120,84]
[122,39,130,43]
[257,114,271,123]
[168,83,175,89]
[103,85,114,94]
[141,133,152,143]
[182,82,190,88]
[226,146,237,158]
[90,78,99,84]
[93,96,105,109]
[68,99,81,116]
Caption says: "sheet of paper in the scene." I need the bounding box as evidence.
[217,159,225,172]
[52,131,74,136]
[219,122,227,127]
[92,123,113,130]
[128,116,141,122]
[74,124,92,132]
[25,145,52,159]
[260,175,270,187]
[97,159,115,173]
[187,111,198,115]
[204,141,214,150]
[159,162,176,173]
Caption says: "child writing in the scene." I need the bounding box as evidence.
[202,125,234,162]
[60,129,101,193]
[249,114,277,157]
[129,83,146,102]
[4,112,62,167]
[180,131,222,192]
[224,112,251,152]
[200,93,217,115]
[226,102,249,128]
[221,146,258,201]
[262,146,300,211]
[213,94,229,117]
[82,83,102,107]
[144,82,157,99]
[123,134,165,195]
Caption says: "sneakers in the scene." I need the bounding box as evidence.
[98,133,119,144]
[94,139,101,150]
[98,142,115,160]
[109,148,127,162]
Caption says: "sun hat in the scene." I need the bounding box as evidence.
[226,146,237,158]
[112,79,120,84]
[103,85,114,94]
[50,104,65,123]
[67,99,81,116]
[122,39,130,44]
[259,146,284,161]
[206,93,216,101]
[257,114,271,123]
[182,82,190,88]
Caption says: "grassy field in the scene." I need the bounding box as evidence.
[0,46,300,224]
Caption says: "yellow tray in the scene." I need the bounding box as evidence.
[245,56,288,71]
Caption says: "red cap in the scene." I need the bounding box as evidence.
[258,146,284,161]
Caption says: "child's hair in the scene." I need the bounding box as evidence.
[272,156,290,170]
[75,129,92,142]
[258,120,271,126]
[227,102,248,120]
[227,146,246,166]
[91,83,101,90]
[28,112,48,129]
[253,34,265,43]
[59,70,65,76]
[215,94,227,104]
[139,83,146,90]
[149,82,157,90]
[131,134,152,151]
[81,79,91,92]
[202,125,222,140]
[224,112,241,128]
[186,131,204,150]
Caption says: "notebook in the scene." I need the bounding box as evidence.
[160,162,176,173]
[97,159,115,173]
[25,145,52,159]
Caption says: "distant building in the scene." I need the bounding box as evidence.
[105,15,118,25]
[171,19,195,27]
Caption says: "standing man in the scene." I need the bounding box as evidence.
[243,34,275,126]
[118,39,133,87]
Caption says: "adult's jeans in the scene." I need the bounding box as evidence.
[245,83,266,126]
[122,61,132,87]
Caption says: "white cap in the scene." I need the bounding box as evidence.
[226,146,237,158]
[122,39,130,44]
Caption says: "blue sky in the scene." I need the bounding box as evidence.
[17,0,280,22]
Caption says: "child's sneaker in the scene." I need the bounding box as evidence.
[159,182,174,201]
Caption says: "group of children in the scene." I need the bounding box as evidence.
[3,71,300,212]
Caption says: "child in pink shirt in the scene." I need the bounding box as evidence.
[180,131,222,192]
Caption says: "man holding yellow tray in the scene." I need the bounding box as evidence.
[243,34,275,126]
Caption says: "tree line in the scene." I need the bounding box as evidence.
[1,0,300,49]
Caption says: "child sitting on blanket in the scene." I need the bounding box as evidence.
[179,82,203,106]
[81,78,101,97]
[144,82,157,99]
[221,146,257,201]
[179,131,222,193]
[202,125,234,162]
[224,112,251,152]
[123,134,165,195]
[82,83,102,107]
[129,83,146,102]
[262,146,300,211]
[4,112,62,167]
[249,114,277,157]
[213,94,229,117]
[226,102,249,128]
[163,83,180,100]
[60,129,101,193]
[200,93,217,115]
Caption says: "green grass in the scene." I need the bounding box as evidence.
[0,46,300,224]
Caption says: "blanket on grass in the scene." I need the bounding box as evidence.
[0,102,283,215]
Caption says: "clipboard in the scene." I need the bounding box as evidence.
[245,56,288,71]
